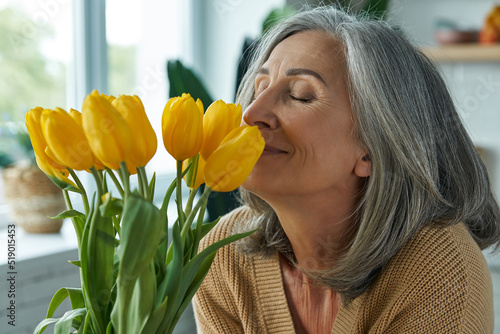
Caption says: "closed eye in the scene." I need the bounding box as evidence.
[289,94,313,103]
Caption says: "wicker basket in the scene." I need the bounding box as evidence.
[2,165,66,233]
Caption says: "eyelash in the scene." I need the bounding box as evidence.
[289,94,312,103]
[252,92,314,103]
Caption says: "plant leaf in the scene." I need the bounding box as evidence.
[148,172,156,203]
[166,59,213,108]
[54,308,87,334]
[156,222,183,332]
[99,193,123,217]
[50,209,85,220]
[34,287,84,334]
[111,194,164,334]
[68,260,81,267]
[84,194,115,333]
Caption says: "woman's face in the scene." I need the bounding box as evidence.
[241,30,370,202]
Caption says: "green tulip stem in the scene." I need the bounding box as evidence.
[98,169,106,193]
[180,186,212,241]
[184,188,198,217]
[137,166,150,199]
[62,189,83,247]
[176,160,185,227]
[105,168,124,198]
[119,162,131,201]
[68,168,90,216]
[191,191,208,257]
[90,167,103,200]
[62,188,73,210]
[112,215,121,238]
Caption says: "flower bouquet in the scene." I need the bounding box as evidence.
[26,90,264,334]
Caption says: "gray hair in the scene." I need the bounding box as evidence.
[235,6,500,303]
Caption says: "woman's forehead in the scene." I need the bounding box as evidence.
[261,31,346,85]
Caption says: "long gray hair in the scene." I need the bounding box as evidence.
[235,6,500,302]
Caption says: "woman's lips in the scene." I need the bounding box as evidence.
[262,144,287,155]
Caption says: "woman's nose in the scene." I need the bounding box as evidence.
[242,92,279,130]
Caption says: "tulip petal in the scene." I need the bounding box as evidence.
[162,94,203,161]
[41,108,95,171]
[182,154,205,189]
[112,94,157,171]
[25,107,66,170]
[82,90,134,170]
[200,100,242,161]
[204,126,264,192]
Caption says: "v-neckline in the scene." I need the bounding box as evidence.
[252,251,363,334]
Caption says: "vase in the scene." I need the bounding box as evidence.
[2,165,66,233]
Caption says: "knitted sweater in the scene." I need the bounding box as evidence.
[193,206,494,333]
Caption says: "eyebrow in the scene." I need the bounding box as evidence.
[256,67,327,86]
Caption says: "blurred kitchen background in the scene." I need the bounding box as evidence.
[0,0,499,333]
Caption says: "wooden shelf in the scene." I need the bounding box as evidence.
[421,44,500,62]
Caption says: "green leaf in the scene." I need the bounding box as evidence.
[160,167,190,220]
[68,260,81,268]
[363,0,391,20]
[84,194,115,333]
[167,59,213,108]
[200,217,221,240]
[78,202,92,329]
[116,194,164,278]
[262,5,295,33]
[50,209,85,220]
[148,172,156,203]
[112,261,157,334]
[176,229,257,313]
[141,296,168,334]
[34,318,61,334]
[46,174,81,193]
[156,222,184,332]
[106,322,113,334]
[99,193,123,217]
[167,252,217,334]
[34,288,85,334]
[54,308,87,334]
[111,194,164,334]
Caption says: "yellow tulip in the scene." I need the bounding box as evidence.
[41,108,95,171]
[204,126,264,192]
[69,108,106,171]
[182,154,205,189]
[35,153,78,189]
[112,95,157,172]
[82,90,134,170]
[25,107,66,170]
[200,100,242,161]
[162,93,204,161]
[26,107,77,189]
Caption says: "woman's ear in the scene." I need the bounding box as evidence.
[354,154,371,177]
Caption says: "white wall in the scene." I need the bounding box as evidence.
[194,0,285,102]
[389,0,500,198]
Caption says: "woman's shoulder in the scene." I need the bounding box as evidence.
[392,222,490,280]
[360,222,494,333]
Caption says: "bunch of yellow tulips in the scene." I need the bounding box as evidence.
[28,90,264,334]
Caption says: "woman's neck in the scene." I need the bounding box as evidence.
[268,189,359,271]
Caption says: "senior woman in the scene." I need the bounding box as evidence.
[193,6,500,333]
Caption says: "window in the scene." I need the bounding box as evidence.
[0,0,73,227]
[106,0,190,176]
[0,0,192,227]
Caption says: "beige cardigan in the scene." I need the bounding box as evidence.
[193,207,494,333]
